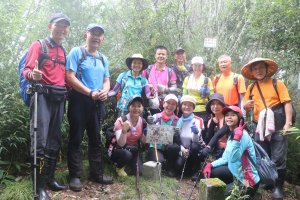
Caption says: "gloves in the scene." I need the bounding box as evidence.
[191,122,199,134]
[147,116,155,125]
[108,90,117,97]
[233,119,247,141]
[199,146,211,158]
[143,128,147,136]
[203,162,212,178]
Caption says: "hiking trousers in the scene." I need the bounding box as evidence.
[67,90,104,178]
[29,93,65,156]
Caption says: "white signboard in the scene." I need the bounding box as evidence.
[146,125,174,144]
[204,38,217,48]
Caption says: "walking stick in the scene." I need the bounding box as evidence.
[33,84,38,199]
[136,140,142,200]
[96,100,105,192]
[174,153,188,200]
[154,141,165,200]
[249,94,255,137]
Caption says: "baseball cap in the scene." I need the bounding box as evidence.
[127,95,143,109]
[164,94,178,104]
[222,106,243,116]
[49,13,70,25]
[174,47,185,54]
[86,23,104,33]
[191,56,204,65]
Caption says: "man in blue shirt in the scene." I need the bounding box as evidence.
[66,23,112,191]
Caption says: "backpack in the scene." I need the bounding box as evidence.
[76,47,105,79]
[106,116,147,156]
[18,39,52,106]
[213,73,239,102]
[249,79,296,126]
[246,140,278,185]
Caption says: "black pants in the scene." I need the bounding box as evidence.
[111,145,142,175]
[67,90,104,178]
[211,165,259,198]
[29,92,65,156]
[166,143,204,174]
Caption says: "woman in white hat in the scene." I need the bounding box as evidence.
[146,94,179,176]
[242,58,293,199]
[169,95,206,178]
[182,56,213,135]
[108,54,152,116]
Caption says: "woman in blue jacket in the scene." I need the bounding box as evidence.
[203,106,260,198]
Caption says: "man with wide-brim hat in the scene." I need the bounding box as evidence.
[108,53,152,116]
[242,57,293,199]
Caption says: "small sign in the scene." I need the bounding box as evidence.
[204,38,217,48]
[146,125,174,144]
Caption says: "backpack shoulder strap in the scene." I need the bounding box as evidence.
[194,116,204,129]
[142,118,147,130]
[121,115,128,122]
[146,64,153,79]
[272,78,280,98]
[249,81,256,99]
[79,47,87,65]
[37,39,49,69]
[168,67,172,87]
[213,74,221,93]
[204,76,208,85]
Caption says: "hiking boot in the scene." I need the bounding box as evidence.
[116,167,127,177]
[272,186,283,199]
[69,177,82,192]
[89,175,113,184]
[272,169,285,200]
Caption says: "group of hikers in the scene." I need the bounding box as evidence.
[22,12,294,200]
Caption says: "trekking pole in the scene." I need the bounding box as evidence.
[136,140,142,200]
[249,94,255,137]
[96,100,105,192]
[33,84,38,199]
[174,152,189,200]
[154,141,165,200]
[186,148,213,200]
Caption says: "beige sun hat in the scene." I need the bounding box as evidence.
[241,58,278,80]
[125,54,148,70]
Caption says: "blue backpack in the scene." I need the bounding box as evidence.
[18,39,67,106]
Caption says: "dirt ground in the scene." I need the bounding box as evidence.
[48,178,299,200]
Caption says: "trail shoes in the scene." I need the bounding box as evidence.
[272,186,283,199]
[116,167,127,177]
[89,175,113,184]
[69,177,82,192]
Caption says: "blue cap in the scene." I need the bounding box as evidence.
[86,23,104,33]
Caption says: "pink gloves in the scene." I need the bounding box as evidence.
[233,120,247,141]
[203,162,212,178]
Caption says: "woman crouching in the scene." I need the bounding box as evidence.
[111,95,146,176]
[203,106,260,198]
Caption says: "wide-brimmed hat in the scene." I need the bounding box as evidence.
[180,95,196,107]
[164,94,178,104]
[222,106,243,116]
[206,93,226,114]
[125,54,148,70]
[86,23,105,33]
[127,95,143,109]
[241,58,278,80]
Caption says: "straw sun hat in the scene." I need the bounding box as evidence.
[241,58,278,80]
